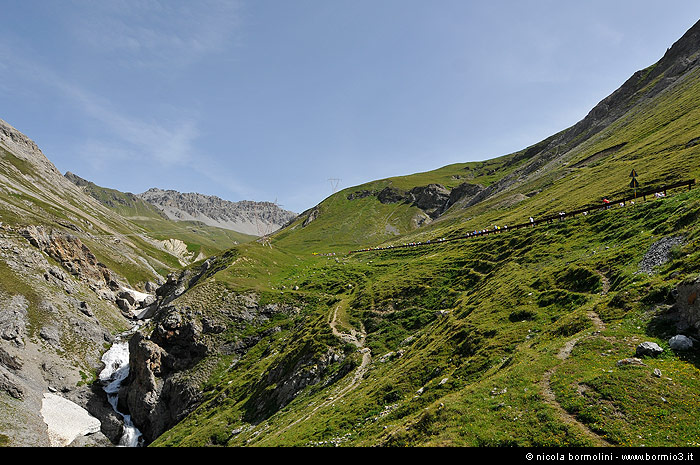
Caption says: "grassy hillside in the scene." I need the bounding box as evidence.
[118,20,700,448]
[65,173,257,261]
[143,78,700,446]
[150,182,700,447]
[273,64,700,257]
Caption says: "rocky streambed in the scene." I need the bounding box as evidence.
[98,331,143,447]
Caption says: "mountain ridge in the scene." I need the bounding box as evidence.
[137,187,298,237]
[64,171,297,237]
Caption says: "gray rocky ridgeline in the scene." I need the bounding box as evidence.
[137,188,297,236]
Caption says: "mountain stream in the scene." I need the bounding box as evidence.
[98,334,143,447]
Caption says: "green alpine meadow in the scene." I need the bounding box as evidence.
[1,15,700,450]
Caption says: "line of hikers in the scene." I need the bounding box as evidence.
[346,186,679,255]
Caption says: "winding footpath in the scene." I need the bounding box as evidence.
[260,298,372,441]
[328,301,373,392]
[539,271,612,447]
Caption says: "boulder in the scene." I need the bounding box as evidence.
[115,298,133,314]
[616,357,647,367]
[117,290,136,306]
[669,334,693,351]
[636,341,663,357]
[138,294,156,308]
[78,301,93,318]
[673,275,700,335]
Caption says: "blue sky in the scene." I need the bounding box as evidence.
[1,1,699,213]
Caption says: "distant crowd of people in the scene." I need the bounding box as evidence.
[343,186,676,255]
[350,237,449,254]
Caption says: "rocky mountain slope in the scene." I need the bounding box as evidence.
[116,20,700,448]
[0,117,256,446]
[64,172,256,265]
[0,118,169,446]
[137,188,297,237]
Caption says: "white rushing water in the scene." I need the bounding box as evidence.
[99,339,143,447]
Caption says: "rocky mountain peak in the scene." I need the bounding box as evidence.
[0,119,73,191]
[137,188,297,236]
[656,19,700,72]
[0,119,41,155]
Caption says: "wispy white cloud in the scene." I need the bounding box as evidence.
[0,1,246,185]
[67,0,242,69]
[0,41,199,172]
[49,72,200,167]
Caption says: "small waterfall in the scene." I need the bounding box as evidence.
[99,338,143,447]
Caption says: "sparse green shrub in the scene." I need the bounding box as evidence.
[554,266,602,293]
[509,309,536,322]
[536,289,588,310]
[549,312,591,337]
[209,429,230,446]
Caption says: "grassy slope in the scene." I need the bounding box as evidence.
[69,177,257,260]
[146,39,700,447]
[271,154,534,254]
[152,186,700,447]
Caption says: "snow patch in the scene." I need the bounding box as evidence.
[40,393,101,447]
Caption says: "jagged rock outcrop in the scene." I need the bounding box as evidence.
[301,207,319,227]
[445,182,485,209]
[119,257,305,444]
[138,188,297,236]
[376,187,406,204]
[19,225,122,299]
[118,263,218,440]
[406,184,451,219]
[120,326,205,442]
[348,182,484,220]
[243,346,348,423]
[671,274,700,336]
